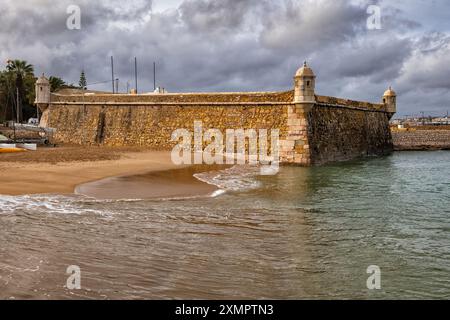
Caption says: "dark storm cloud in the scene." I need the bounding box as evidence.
[1,0,450,115]
[397,34,450,92]
[179,0,262,32]
[259,0,368,53]
[328,35,413,81]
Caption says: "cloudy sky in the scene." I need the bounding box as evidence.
[1,0,450,117]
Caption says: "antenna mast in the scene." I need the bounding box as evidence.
[153,62,156,91]
[134,57,138,94]
[111,56,115,94]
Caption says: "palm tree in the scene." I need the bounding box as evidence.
[6,59,34,122]
[49,76,67,92]
[6,60,34,79]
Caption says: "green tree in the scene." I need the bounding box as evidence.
[0,71,14,121]
[79,70,87,90]
[1,61,75,122]
[6,59,35,122]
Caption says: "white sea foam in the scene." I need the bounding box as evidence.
[0,194,111,216]
[194,165,262,194]
[210,189,227,198]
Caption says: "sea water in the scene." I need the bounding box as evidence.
[0,151,449,299]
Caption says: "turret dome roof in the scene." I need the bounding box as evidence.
[383,87,396,97]
[295,61,315,77]
[36,74,49,85]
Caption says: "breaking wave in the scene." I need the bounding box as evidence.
[194,165,262,193]
[0,194,112,216]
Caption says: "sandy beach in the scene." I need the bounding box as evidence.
[0,146,217,197]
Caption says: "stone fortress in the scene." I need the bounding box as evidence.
[35,62,396,166]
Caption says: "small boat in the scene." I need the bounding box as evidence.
[0,148,26,153]
[17,143,37,151]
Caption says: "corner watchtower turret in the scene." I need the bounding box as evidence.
[35,74,51,112]
[294,61,316,103]
[383,86,397,116]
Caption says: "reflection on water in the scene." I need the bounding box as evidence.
[1,151,450,299]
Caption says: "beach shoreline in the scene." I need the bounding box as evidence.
[0,147,217,198]
[75,165,226,200]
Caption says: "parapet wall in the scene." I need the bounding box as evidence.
[50,91,294,104]
[49,92,386,110]
[316,95,385,111]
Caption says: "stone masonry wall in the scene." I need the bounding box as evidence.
[308,105,393,165]
[392,130,450,151]
[279,104,312,165]
[45,103,290,151]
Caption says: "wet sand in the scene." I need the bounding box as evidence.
[0,147,216,198]
[76,165,223,200]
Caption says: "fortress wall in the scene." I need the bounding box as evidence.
[43,93,393,166]
[308,105,393,165]
[45,103,291,151]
